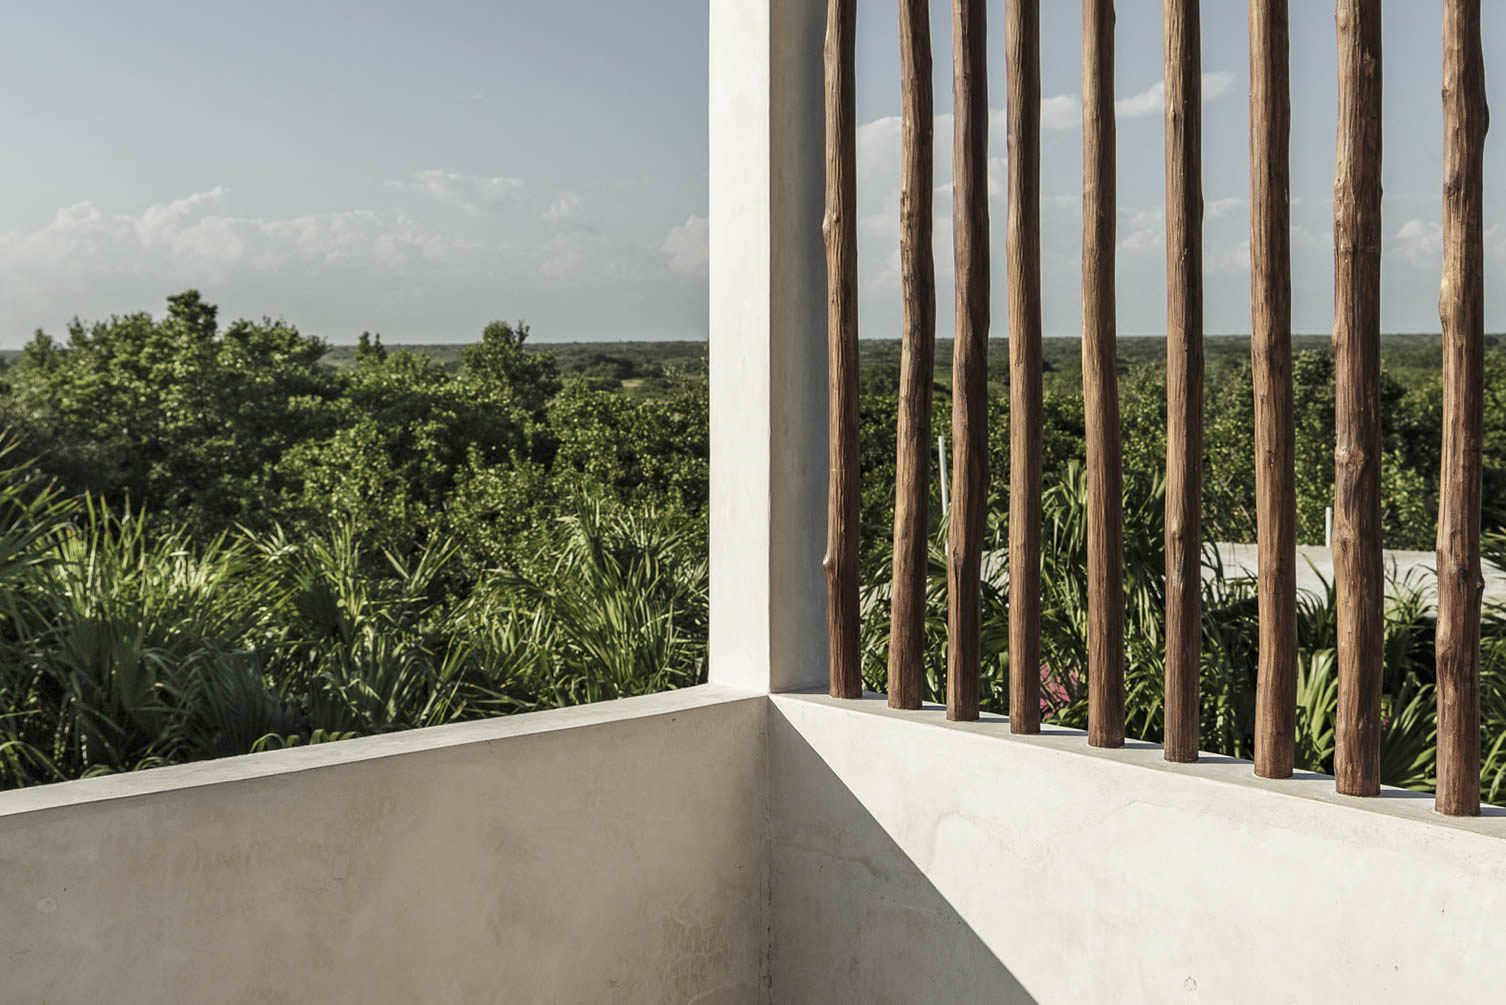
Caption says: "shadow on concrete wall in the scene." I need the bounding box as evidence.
[767,709,1037,1004]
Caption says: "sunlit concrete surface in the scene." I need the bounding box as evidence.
[769,692,1506,1004]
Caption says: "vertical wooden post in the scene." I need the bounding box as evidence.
[1436,0,1489,817]
[1250,0,1297,778]
[1332,0,1383,796]
[1007,0,1042,734]
[946,0,990,722]
[887,0,936,711]
[1162,0,1203,763]
[1082,0,1124,748]
[823,0,862,700]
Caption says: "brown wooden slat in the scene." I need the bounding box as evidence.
[1436,0,1489,817]
[1162,0,1203,764]
[1007,0,1043,734]
[946,0,990,722]
[823,0,861,700]
[1332,0,1384,797]
[887,0,937,712]
[1250,0,1298,779]
[1082,0,1124,748]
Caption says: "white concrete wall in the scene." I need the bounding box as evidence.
[0,687,767,1005]
[769,692,1506,1004]
[9,684,1505,1003]
[707,0,827,694]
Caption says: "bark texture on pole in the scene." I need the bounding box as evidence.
[946,0,990,722]
[1162,0,1203,764]
[1436,0,1489,817]
[1006,0,1042,734]
[823,0,861,700]
[1082,0,1124,748]
[1250,0,1297,779]
[887,0,936,711]
[1332,0,1383,796]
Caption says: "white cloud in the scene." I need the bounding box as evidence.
[857,115,902,172]
[1207,239,1253,275]
[661,215,709,277]
[1120,207,1166,252]
[1206,196,1244,220]
[400,169,524,213]
[133,188,245,274]
[856,112,959,185]
[0,190,463,303]
[1116,82,1165,119]
[1203,72,1236,101]
[544,191,586,221]
[256,210,377,264]
[531,227,664,283]
[1041,95,1081,131]
[0,189,249,286]
[0,202,113,277]
[1393,217,1443,266]
[1117,71,1238,120]
[987,157,1008,200]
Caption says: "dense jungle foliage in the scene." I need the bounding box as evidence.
[2,290,1505,802]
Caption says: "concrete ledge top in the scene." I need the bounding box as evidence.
[0,684,763,819]
[772,689,1506,840]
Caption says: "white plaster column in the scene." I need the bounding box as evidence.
[707,0,828,693]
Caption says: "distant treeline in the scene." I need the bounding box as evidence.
[4,293,1506,798]
[4,296,1503,559]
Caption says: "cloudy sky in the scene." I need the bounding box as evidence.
[1,1,1502,346]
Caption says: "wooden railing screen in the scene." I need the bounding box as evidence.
[818,0,1490,817]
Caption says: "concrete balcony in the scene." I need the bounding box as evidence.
[4,3,1503,1001]
[4,684,1504,1002]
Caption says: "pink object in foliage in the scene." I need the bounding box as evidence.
[1039,663,1084,719]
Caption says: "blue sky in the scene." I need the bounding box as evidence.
[1,1,1501,345]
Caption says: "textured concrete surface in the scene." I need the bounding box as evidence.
[769,692,1506,1004]
[707,0,828,695]
[6,688,1506,1002]
[0,687,768,1005]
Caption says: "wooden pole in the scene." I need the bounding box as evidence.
[1007,0,1042,734]
[823,0,861,700]
[1250,0,1297,779]
[1436,0,1489,817]
[1083,0,1124,748]
[887,0,936,711]
[1162,0,1203,763]
[946,0,990,722]
[1332,0,1383,796]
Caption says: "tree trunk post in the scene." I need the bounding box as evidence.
[946,0,990,722]
[823,0,861,700]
